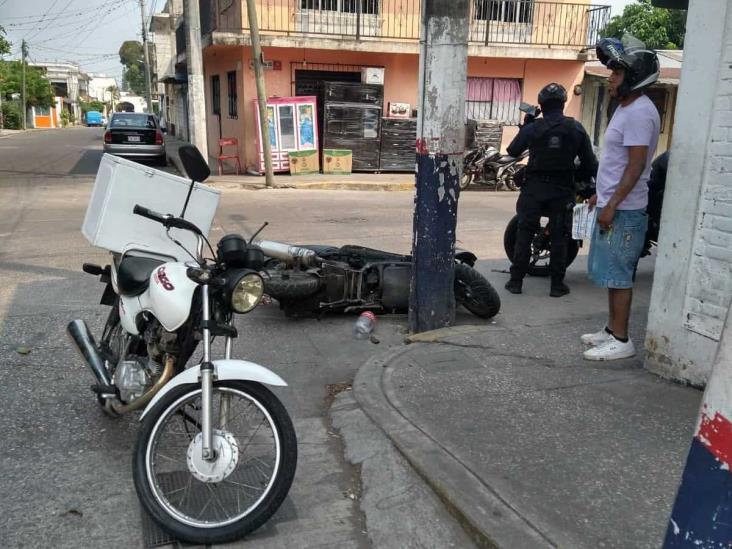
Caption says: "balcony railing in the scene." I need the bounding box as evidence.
[212,0,611,48]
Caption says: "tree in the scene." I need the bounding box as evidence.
[80,99,106,113]
[0,26,11,57]
[0,61,54,107]
[605,0,686,50]
[118,41,146,96]
[123,64,146,95]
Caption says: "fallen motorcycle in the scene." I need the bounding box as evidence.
[69,146,297,544]
[253,241,501,320]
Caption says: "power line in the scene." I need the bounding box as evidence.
[23,0,63,41]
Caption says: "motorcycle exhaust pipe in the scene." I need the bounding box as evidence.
[253,239,320,268]
[67,319,112,388]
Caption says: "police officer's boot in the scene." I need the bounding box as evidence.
[550,278,570,298]
[505,278,523,294]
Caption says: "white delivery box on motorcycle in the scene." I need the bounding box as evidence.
[82,154,220,261]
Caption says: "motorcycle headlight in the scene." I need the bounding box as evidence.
[230,273,264,313]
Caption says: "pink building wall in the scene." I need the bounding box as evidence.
[203,45,586,170]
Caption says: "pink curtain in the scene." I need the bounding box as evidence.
[465,78,522,125]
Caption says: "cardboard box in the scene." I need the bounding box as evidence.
[288,149,319,175]
[323,149,352,175]
[361,67,385,85]
[82,154,220,261]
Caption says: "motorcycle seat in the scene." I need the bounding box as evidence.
[117,256,165,297]
[498,155,516,163]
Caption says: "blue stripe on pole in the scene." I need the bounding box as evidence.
[409,152,460,333]
[664,437,732,548]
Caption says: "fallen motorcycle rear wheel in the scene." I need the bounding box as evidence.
[454,263,501,319]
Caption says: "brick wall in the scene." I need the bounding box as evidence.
[645,0,732,386]
[682,33,732,342]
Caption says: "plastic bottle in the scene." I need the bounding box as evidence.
[353,311,377,340]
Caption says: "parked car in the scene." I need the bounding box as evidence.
[103,112,166,165]
[85,111,104,127]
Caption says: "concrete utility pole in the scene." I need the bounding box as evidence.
[663,303,732,546]
[409,0,470,333]
[183,0,208,160]
[21,39,28,130]
[245,0,275,187]
[139,0,154,113]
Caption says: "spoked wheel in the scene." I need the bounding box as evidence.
[133,381,297,544]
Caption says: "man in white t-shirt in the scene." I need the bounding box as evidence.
[582,36,661,361]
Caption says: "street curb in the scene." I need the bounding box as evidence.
[0,128,56,140]
[405,324,500,343]
[206,180,414,192]
[353,345,555,549]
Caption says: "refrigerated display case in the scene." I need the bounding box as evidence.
[254,96,318,173]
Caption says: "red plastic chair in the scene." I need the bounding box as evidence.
[217,137,241,176]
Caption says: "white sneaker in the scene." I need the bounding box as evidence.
[583,336,636,361]
[581,327,613,347]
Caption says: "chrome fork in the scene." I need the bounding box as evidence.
[200,284,215,460]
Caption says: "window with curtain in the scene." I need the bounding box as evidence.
[227,71,237,118]
[465,77,522,125]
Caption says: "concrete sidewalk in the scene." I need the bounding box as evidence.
[165,134,415,191]
[349,265,702,548]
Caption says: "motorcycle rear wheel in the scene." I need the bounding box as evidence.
[503,215,579,277]
[133,381,297,544]
[454,263,501,319]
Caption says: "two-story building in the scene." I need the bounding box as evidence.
[150,0,189,139]
[194,0,609,171]
[28,61,83,128]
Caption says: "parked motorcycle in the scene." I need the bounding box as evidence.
[254,242,501,320]
[503,152,668,276]
[68,146,297,544]
[460,145,528,191]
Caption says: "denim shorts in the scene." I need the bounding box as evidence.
[587,208,648,289]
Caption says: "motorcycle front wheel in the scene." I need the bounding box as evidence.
[454,263,501,319]
[133,381,297,544]
[460,172,473,191]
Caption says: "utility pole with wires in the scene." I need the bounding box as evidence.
[408,0,470,333]
[138,0,153,112]
[21,39,28,130]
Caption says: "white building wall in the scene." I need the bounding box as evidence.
[645,0,732,386]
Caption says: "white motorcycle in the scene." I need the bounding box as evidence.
[67,146,297,544]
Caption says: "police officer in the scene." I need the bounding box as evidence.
[505,83,597,297]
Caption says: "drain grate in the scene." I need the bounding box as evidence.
[139,467,268,548]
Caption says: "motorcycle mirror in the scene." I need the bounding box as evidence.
[178,145,211,184]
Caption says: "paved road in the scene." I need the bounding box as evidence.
[0,128,588,547]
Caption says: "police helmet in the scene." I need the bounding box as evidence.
[538,83,567,109]
[596,35,660,97]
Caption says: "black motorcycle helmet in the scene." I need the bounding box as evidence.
[596,36,660,98]
[537,83,567,111]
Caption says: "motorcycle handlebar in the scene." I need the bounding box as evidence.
[133,204,166,223]
[133,204,203,236]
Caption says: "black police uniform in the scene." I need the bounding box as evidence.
[507,108,597,284]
